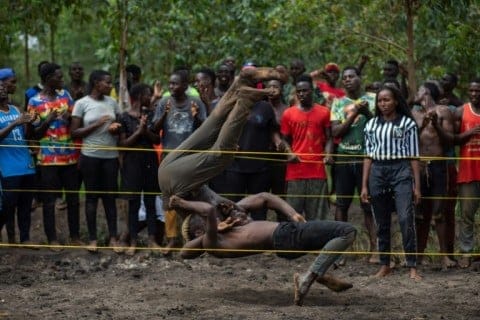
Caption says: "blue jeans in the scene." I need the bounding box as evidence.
[458,181,480,253]
[368,160,417,267]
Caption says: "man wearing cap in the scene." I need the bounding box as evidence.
[0,68,19,106]
[0,80,36,245]
[311,63,345,108]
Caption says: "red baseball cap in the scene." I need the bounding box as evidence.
[324,63,340,72]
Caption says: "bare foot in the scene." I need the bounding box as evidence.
[374,265,392,278]
[148,238,162,256]
[125,245,136,257]
[293,273,306,306]
[458,256,471,269]
[409,268,422,281]
[49,240,63,252]
[316,274,353,292]
[87,240,98,253]
[293,272,315,306]
[161,238,177,257]
[441,256,457,269]
[109,238,124,254]
[70,238,85,246]
[20,240,39,250]
[368,254,380,264]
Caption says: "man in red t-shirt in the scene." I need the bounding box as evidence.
[451,79,480,268]
[280,74,333,221]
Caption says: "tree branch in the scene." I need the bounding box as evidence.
[351,30,407,53]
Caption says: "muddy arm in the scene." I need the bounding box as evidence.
[180,237,205,259]
[236,192,305,222]
[170,196,220,248]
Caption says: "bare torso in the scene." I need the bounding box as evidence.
[203,221,279,258]
[413,105,451,157]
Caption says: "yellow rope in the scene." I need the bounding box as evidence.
[1,140,478,161]
[0,243,478,256]
[3,188,479,200]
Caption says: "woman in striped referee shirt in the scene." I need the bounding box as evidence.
[360,85,421,281]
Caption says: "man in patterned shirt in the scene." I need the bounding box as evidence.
[330,66,377,264]
[27,63,81,250]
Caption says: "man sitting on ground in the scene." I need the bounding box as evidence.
[170,192,356,306]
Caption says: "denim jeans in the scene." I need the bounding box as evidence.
[368,160,417,267]
[458,181,480,253]
[272,221,356,275]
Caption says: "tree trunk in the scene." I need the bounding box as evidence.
[24,30,30,85]
[118,0,130,111]
[50,22,56,62]
[405,0,416,95]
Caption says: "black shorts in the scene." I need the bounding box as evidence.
[335,159,371,213]
[417,160,448,220]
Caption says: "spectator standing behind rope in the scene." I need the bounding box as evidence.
[280,74,333,221]
[118,83,161,256]
[330,66,377,265]
[0,80,36,246]
[361,85,421,281]
[451,79,480,269]
[266,79,289,221]
[71,70,123,253]
[411,82,456,269]
[66,62,88,102]
[152,70,207,255]
[27,63,81,250]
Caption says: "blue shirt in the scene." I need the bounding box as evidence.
[0,105,35,177]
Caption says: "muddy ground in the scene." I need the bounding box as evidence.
[0,202,479,320]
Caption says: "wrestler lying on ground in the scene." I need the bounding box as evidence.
[170,192,356,306]
[158,67,289,213]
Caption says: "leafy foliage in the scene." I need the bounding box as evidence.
[1,0,478,99]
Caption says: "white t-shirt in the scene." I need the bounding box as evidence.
[72,95,120,159]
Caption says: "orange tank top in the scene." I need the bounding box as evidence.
[458,103,480,183]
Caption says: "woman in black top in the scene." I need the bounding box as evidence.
[118,83,161,255]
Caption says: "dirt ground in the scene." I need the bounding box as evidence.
[1,202,479,320]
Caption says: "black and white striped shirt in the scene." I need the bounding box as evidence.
[364,115,419,160]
